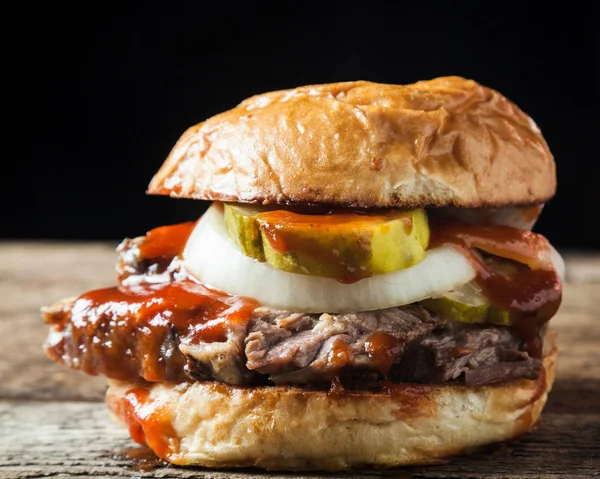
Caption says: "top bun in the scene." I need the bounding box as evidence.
[148,76,555,208]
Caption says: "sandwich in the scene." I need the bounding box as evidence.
[42,76,562,470]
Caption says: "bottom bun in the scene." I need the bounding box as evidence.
[106,331,557,471]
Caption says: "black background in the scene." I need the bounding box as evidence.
[19,3,599,249]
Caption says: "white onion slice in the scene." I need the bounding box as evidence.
[183,205,478,313]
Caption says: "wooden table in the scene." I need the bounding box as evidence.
[1,243,599,479]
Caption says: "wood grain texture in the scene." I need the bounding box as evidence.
[0,242,117,401]
[0,243,599,478]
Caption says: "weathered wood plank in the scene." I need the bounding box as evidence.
[0,242,117,401]
[1,401,598,478]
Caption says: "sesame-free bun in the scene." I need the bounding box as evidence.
[106,331,557,471]
[148,76,555,208]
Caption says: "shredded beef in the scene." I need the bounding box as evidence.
[116,236,188,286]
[393,321,542,386]
[464,358,541,386]
[180,320,255,385]
[244,305,442,384]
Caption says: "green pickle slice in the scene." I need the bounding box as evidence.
[223,204,266,261]
[223,203,430,281]
[421,282,512,326]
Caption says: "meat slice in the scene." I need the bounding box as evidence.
[115,222,196,286]
[43,289,254,385]
[42,279,258,385]
[394,321,542,386]
[245,305,443,384]
[116,237,188,286]
[42,295,189,383]
[464,358,541,386]
[44,291,544,388]
[180,320,255,385]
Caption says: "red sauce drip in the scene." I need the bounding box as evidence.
[121,388,150,446]
[137,221,195,260]
[364,332,403,377]
[118,387,179,461]
[328,339,351,371]
[430,220,562,356]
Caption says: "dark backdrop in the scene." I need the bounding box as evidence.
[19,3,599,249]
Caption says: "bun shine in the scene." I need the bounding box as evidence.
[149,77,555,208]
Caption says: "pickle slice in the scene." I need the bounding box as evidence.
[224,204,267,261]
[421,282,512,326]
[223,203,429,281]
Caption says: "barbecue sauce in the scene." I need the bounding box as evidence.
[118,387,179,461]
[116,221,196,284]
[44,222,257,382]
[429,220,562,357]
[136,221,196,260]
[364,332,404,377]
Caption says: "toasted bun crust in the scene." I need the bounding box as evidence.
[106,331,557,470]
[148,76,555,208]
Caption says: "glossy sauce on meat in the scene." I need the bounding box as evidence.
[44,222,257,382]
[430,220,562,357]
